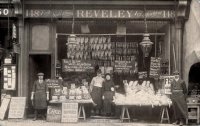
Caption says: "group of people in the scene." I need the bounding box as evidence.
[90,69,115,116]
[30,70,188,126]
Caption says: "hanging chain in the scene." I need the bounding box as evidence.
[72,1,75,34]
[144,5,148,33]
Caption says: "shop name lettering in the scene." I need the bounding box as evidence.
[27,9,175,19]
[77,10,175,18]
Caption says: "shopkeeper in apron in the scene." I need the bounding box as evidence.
[90,69,104,115]
[171,71,188,126]
[31,73,49,121]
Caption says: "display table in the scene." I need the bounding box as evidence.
[115,103,171,123]
[187,103,200,124]
[49,99,93,121]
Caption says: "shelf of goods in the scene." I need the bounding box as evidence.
[114,80,172,107]
[50,86,94,104]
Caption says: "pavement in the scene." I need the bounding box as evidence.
[0,119,196,126]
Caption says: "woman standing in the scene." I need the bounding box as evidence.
[31,73,49,120]
[102,73,115,116]
[90,69,104,115]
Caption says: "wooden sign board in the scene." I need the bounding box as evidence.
[114,60,134,73]
[25,9,175,19]
[138,71,148,79]
[47,105,62,122]
[3,65,16,90]
[0,97,11,120]
[62,59,94,72]
[149,57,161,78]
[160,76,175,95]
[8,97,26,119]
[61,103,78,123]
[45,79,61,88]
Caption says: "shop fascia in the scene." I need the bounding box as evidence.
[26,9,175,19]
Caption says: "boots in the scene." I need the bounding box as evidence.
[33,110,38,121]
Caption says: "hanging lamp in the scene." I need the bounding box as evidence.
[139,6,153,57]
[66,1,78,47]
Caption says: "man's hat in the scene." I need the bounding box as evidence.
[173,71,179,75]
[37,72,44,76]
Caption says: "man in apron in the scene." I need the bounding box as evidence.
[31,73,49,120]
[171,71,188,126]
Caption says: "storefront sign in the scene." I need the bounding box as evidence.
[0,97,11,120]
[114,60,133,73]
[138,71,148,79]
[76,9,175,19]
[47,105,62,122]
[149,57,161,78]
[62,59,94,72]
[45,79,61,88]
[61,103,78,123]
[8,97,26,119]
[0,8,14,17]
[25,9,73,18]
[25,9,175,19]
[3,65,16,90]
[160,76,175,95]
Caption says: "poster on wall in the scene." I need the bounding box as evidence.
[149,57,161,78]
[160,76,175,95]
[61,103,78,123]
[8,97,26,119]
[3,65,16,90]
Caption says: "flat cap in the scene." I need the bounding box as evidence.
[37,72,44,76]
[173,71,179,75]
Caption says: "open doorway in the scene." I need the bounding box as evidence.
[28,55,51,114]
[188,62,200,95]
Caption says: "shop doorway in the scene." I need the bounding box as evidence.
[188,62,200,95]
[28,55,51,114]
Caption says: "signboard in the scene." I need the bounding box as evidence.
[47,105,62,122]
[8,97,26,119]
[138,71,148,79]
[45,79,61,88]
[62,59,94,72]
[114,61,133,73]
[61,103,78,123]
[0,8,14,17]
[160,76,175,95]
[0,97,11,120]
[149,57,161,78]
[26,9,175,19]
[3,65,16,90]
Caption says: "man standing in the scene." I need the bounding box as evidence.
[171,71,188,126]
[31,73,49,120]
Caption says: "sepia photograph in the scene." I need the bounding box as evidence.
[0,0,198,126]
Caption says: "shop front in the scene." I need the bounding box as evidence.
[19,0,191,124]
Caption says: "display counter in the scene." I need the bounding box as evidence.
[49,99,94,121]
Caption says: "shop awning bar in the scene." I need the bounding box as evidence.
[24,1,176,6]
[56,33,165,38]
